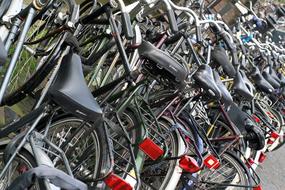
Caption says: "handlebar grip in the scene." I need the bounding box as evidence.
[166,9,178,33]
[121,12,134,40]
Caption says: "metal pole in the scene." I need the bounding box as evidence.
[0,8,36,104]
[4,18,22,50]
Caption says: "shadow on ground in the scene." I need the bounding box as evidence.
[256,145,285,190]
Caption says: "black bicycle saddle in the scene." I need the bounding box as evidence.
[213,70,233,107]
[262,68,280,89]
[240,70,256,93]
[138,40,187,88]
[49,53,102,122]
[193,64,221,100]
[269,67,281,84]
[251,66,274,94]
[233,71,254,101]
[211,46,236,78]
[278,73,285,87]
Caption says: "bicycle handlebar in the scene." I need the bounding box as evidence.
[113,0,135,39]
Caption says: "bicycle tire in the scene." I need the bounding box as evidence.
[40,115,112,187]
[195,151,251,190]
[140,117,185,190]
[0,147,42,189]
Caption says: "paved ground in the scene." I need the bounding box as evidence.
[256,145,285,190]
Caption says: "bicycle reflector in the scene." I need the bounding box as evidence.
[252,115,261,123]
[266,111,274,119]
[267,131,279,145]
[104,173,133,190]
[258,152,266,163]
[253,185,262,190]
[179,155,201,173]
[139,137,164,160]
[204,154,220,169]
[246,158,255,168]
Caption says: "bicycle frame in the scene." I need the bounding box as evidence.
[0,0,23,42]
[0,2,41,105]
[0,103,72,190]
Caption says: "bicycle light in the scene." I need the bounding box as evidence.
[139,137,164,160]
[253,185,262,190]
[252,115,261,123]
[204,154,220,169]
[179,155,201,173]
[104,173,133,190]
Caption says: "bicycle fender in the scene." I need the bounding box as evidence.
[3,132,54,167]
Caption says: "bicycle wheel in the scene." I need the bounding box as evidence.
[205,119,246,154]
[0,148,40,189]
[140,118,184,190]
[42,116,111,187]
[177,151,251,190]
[106,108,145,189]
[1,0,76,107]
[266,108,285,151]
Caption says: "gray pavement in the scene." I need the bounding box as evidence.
[256,146,285,190]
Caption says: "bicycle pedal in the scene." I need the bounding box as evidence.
[179,155,200,173]
[139,137,164,160]
[104,173,133,190]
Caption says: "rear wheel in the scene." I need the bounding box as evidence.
[205,120,246,155]
[42,116,111,187]
[0,148,40,189]
[196,152,251,190]
[106,108,145,189]
[177,152,251,190]
[141,118,184,189]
